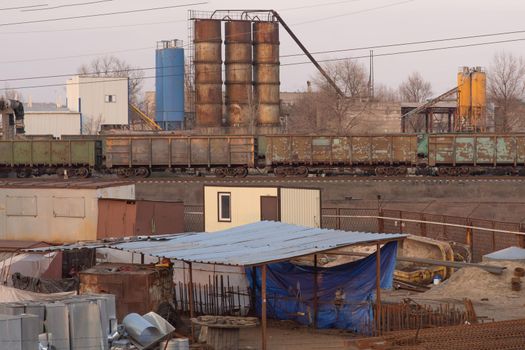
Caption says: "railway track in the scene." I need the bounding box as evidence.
[135,175,525,184]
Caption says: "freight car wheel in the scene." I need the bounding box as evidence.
[16,168,30,178]
[274,167,286,177]
[134,167,151,178]
[214,168,226,177]
[296,166,309,177]
[75,167,90,178]
[234,167,248,178]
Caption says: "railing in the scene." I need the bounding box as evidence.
[174,280,251,316]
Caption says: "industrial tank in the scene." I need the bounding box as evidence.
[253,21,280,126]
[224,21,252,126]
[457,66,486,131]
[194,19,223,127]
[155,40,185,130]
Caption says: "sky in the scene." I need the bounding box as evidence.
[1,0,525,103]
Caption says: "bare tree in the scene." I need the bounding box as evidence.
[487,51,525,131]
[3,88,23,101]
[374,83,399,103]
[82,113,103,135]
[312,60,369,133]
[78,56,144,104]
[399,72,433,102]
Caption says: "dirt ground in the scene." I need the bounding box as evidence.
[384,260,525,321]
[238,320,354,350]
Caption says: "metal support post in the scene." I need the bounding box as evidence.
[313,254,318,329]
[375,243,381,334]
[261,265,267,350]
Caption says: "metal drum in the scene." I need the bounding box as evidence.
[225,21,253,126]
[253,21,280,126]
[194,19,223,127]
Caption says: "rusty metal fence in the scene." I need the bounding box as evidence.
[322,208,525,262]
[184,205,204,232]
[174,280,250,316]
[184,205,524,262]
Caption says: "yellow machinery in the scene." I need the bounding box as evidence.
[456,66,486,132]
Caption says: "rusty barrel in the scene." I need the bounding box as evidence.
[253,21,280,126]
[225,21,252,126]
[194,19,223,127]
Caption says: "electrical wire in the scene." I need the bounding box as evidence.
[0,4,48,11]
[0,18,187,35]
[4,33,524,92]
[292,0,416,26]
[21,0,114,12]
[2,34,525,84]
[0,2,208,27]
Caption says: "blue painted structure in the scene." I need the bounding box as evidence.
[155,40,185,130]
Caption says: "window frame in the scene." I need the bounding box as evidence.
[217,192,232,222]
[104,94,117,103]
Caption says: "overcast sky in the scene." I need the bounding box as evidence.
[2,0,525,103]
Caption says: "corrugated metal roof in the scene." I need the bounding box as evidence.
[111,221,405,266]
[25,222,405,266]
[0,240,50,252]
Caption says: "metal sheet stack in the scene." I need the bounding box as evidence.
[0,294,117,350]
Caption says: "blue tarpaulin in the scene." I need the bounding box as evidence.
[246,241,398,332]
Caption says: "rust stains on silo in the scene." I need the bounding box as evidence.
[253,21,280,126]
[194,19,223,127]
[225,21,253,127]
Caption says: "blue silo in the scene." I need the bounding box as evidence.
[155,40,185,130]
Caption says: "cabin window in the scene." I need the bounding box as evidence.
[104,95,117,103]
[218,192,231,222]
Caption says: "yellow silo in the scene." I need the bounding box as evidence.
[456,67,486,131]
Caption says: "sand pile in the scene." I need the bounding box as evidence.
[423,262,525,302]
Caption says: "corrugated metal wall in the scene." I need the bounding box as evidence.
[24,112,81,137]
[280,188,321,228]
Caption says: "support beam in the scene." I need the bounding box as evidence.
[271,11,345,98]
[313,254,319,329]
[375,243,381,334]
[188,261,195,341]
[261,265,268,350]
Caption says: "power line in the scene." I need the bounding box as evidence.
[281,0,363,12]
[282,36,525,66]
[281,28,525,58]
[0,19,187,35]
[3,27,525,80]
[0,2,208,27]
[0,46,154,65]
[0,4,48,11]
[292,0,416,26]
[5,36,525,92]
[21,0,114,12]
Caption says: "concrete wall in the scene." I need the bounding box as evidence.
[67,76,129,132]
[204,186,277,232]
[0,185,135,243]
[24,112,81,137]
[137,178,525,224]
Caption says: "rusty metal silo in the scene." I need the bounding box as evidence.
[253,21,280,126]
[194,19,223,127]
[224,21,252,126]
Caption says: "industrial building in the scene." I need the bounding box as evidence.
[203,185,321,231]
[66,75,129,133]
[23,102,81,137]
[0,180,135,243]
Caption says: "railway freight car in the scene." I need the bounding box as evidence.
[425,133,525,175]
[0,139,102,177]
[259,134,422,176]
[104,135,255,177]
